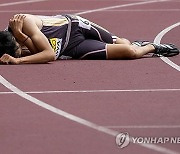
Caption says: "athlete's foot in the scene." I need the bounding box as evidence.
[152,43,180,57]
[132,41,180,57]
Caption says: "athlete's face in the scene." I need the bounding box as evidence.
[12,36,22,58]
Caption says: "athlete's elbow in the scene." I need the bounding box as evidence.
[49,51,56,61]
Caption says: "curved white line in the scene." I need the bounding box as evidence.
[0,75,179,154]
[1,0,179,154]
[154,22,180,71]
[0,75,117,137]
[75,0,170,15]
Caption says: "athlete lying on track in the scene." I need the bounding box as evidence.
[0,14,179,64]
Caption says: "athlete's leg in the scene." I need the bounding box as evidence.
[107,43,155,59]
[76,16,132,46]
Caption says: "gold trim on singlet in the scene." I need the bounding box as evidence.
[38,16,69,27]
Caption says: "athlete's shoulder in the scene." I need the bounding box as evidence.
[21,14,42,36]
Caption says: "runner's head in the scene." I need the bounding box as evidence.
[0,31,17,57]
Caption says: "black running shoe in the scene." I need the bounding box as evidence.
[132,40,151,46]
[152,43,180,57]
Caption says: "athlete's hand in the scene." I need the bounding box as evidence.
[9,14,26,38]
[0,54,21,65]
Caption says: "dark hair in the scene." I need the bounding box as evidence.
[0,31,17,57]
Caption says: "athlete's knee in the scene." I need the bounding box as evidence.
[106,44,139,59]
[127,46,139,59]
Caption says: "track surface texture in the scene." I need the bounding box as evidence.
[0,0,180,154]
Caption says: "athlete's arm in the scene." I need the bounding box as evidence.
[8,14,39,55]
[9,14,55,64]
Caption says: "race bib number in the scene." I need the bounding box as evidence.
[76,16,91,30]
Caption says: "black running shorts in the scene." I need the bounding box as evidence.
[60,15,117,60]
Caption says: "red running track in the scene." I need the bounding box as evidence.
[0,0,180,154]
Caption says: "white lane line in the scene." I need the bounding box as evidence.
[104,125,180,129]
[76,0,180,72]
[0,9,180,13]
[0,88,180,94]
[75,0,170,15]
[0,0,168,9]
[154,22,180,72]
[0,75,117,136]
[0,75,179,154]
[0,0,48,7]
[1,0,179,153]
